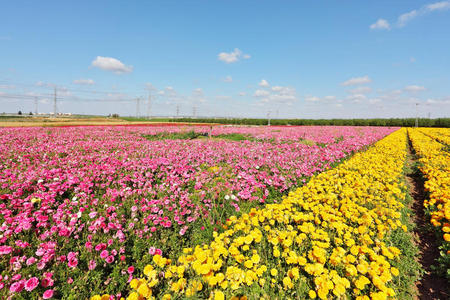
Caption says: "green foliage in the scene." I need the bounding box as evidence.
[169,118,450,128]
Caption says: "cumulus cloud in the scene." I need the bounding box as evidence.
[254,89,270,97]
[370,19,391,30]
[347,94,367,103]
[238,92,246,96]
[341,75,372,86]
[404,85,426,92]
[217,48,251,63]
[259,79,270,87]
[305,96,320,102]
[253,84,298,104]
[349,86,372,94]
[323,95,337,101]
[73,79,94,85]
[91,56,133,73]
[223,76,233,83]
[426,97,450,105]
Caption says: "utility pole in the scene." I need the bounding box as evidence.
[176,105,179,118]
[192,105,197,118]
[415,103,419,128]
[267,111,271,126]
[136,97,141,118]
[147,92,152,119]
[34,97,38,115]
[53,87,57,117]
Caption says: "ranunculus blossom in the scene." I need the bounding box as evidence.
[25,277,39,291]
[43,289,54,299]
[100,250,109,259]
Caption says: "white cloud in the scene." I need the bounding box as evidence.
[216,95,231,100]
[253,84,298,104]
[347,94,367,103]
[426,97,450,104]
[398,10,418,27]
[323,95,337,101]
[426,1,450,11]
[217,48,250,63]
[238,92,246,96]
[369,98,382,104]
[349,86,372,94]
[370,19,391,30]
[404,85,426,92]
[35,81,55,87]
[305,96,320,102]
[223,76,233,83]
[73,79,95,85]
[145,83,157,91]
[259,79,270,87]
[398,1,450,27]
[254,89,270,97]
[0,84,15,89]
[91,56,133,73]
[341,75,372,86]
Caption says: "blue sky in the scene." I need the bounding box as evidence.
[1,0,449,118]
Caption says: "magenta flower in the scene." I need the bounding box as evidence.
[25,277,39,291]
[43,289,54,299]
[106,255,114,263]
[100,250,109,259]
[9,280,24,293]
[88,260,97,270]
[67,258,78,268]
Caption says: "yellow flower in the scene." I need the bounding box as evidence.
[270,268,278,276]
[126,292,139,300]
[130,279,139,289]
[214,290,225,300]
[309,290,317,299]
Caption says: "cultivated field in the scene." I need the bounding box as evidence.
[0,125,448,299]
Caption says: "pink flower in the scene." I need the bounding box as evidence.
[9,280,24,293]
[12,274,21,281]
[43,289,54,299]
[148,247,156,255]
[155,249,162,255]
[100,250,109,259]
[67,277,73,284]
[0,246,13,255]
[88,260,97,270]
[106,255,114,264]
[127,266,135,274]
[26,257,36,265]
[67,258,78,268]
[37,261,46,270]
[41,277,54,288]
[25,277,39,291]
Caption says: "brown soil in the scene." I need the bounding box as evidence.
[406,140,449,300]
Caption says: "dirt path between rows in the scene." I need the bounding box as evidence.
[405,138,448,300]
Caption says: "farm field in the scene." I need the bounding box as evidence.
[0,125,448,299]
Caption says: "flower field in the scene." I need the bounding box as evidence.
[0,124,437,299]
[408,128,450,278]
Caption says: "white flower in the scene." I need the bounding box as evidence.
[77,211,82,218]
[225,195,230,200]
[37,179,44,183]
[231,195,237,200]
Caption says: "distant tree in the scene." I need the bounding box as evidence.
[112,113,120,118]
[29,112,33,115]
[18,111,22,115]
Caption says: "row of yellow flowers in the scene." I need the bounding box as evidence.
[408,128,450,266]
[92,128,412,300]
